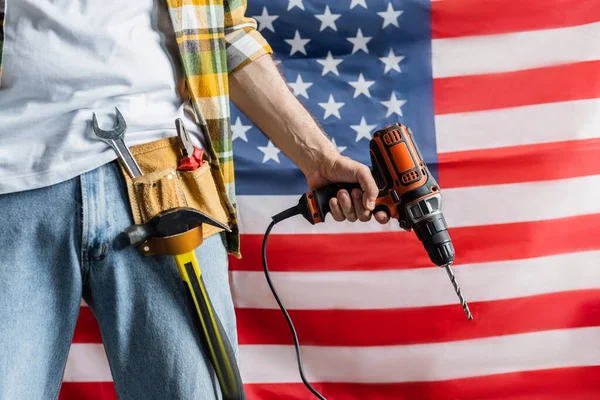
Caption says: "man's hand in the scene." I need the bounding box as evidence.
[229,54,389,224]
[304,152,390,224]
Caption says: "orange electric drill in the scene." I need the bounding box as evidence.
[264,122,472,399]
[270,122,472,320]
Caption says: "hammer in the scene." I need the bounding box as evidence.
[117,208,246,400]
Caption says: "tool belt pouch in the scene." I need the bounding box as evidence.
[117,136,230,245]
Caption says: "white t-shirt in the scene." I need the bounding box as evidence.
[0,0,206,194]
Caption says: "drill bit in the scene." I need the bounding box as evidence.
[443,263,473,320]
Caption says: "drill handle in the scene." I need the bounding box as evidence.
[299,182,362,224]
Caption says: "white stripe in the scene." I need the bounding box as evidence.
[61,327,600,384]
[239,327,600,383]
[231,250,600,310]
[435,98,600,153]
[443,174,600,228]
[432,21,600,78]
[63,344,112,382]
[236,174,600,234]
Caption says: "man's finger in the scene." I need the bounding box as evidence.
[329,198,345,222]
[356,164,379,211]
[337,190,357,222]
[351,188,371,222]
[374,211,389,224]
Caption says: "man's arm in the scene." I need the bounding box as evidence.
[228,54,389,224]
[228,54,336,179]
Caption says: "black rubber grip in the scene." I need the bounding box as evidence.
[312,182,362,221]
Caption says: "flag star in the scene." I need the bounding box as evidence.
[288,74,313,99]
[348,73,375,98]
[350,117,377,142]
[231,117,252,142]
[315,5,341,32]
[253,7,278,33]
[350,0,368,9]
[377,3,403,28]
[331,138,347,154]
[316,51,344,76]
[381,92,407,118]
[347,28,372,54]
[285,30,311,56]
[288,0,304,11]
[258,141,281,163]
[319,94,345,119]
[380,49,405,74]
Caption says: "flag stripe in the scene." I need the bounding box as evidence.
[238,327,600,383]
[59,383,117,400]
[434,98,600,153]
[73,306,102,344]
[231,250,600,310]
[431,21,600,78]
[63,329,600,384]
[70,289,600,361]
[433,60,600,115]
[230,213,600,272]
[431,0,600,39]
[438,138,600,188]
[244,366,600,400]
[235,289,600,346]
[57,367,600,400]
[59,369,600,400]
[236,174,600,234]
[63,344,112,382]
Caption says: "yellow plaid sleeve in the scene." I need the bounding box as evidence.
[223,0,273,74]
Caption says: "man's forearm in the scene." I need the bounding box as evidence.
[228,54,338,177]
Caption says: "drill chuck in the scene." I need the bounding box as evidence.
[413,213,455,267]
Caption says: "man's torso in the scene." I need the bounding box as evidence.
[0,0,203,194]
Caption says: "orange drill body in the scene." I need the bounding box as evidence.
[368,124,443,234]
[297,122,454,268]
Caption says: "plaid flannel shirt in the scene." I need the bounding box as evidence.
[0,0,273,257]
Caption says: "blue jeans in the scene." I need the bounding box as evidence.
[0,161,239,399]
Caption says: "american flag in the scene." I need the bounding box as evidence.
[60,0,600,399]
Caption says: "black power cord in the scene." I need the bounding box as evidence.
[261,206,327,400]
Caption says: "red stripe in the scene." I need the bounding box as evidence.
[58,367,600,400]
[59,382,117,400]
[229,213,600,272]
[57,367,600,400]
[431,0,600,39]
[434,61,600,115]
[245,366,600,400]
[72,306,102,343]
[236,289,600,346]
[438,139,600,189]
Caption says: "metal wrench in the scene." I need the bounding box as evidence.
[92,108,143,178]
